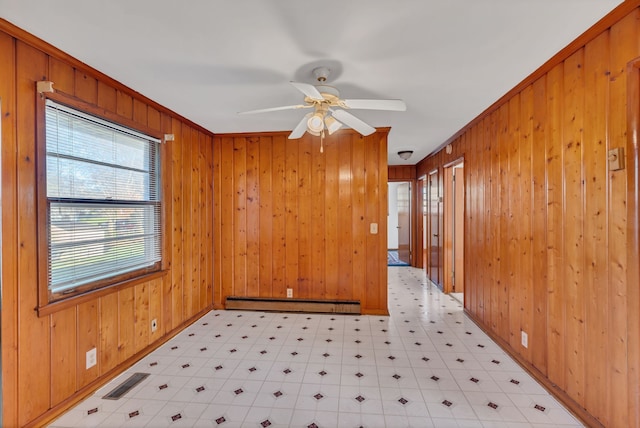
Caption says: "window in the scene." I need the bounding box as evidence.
[44,99,162,302]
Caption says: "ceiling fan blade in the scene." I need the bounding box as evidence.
[342,99,407,111]
[331,109,376,136]
[238,104,308,114]
[289,113,311,139]
[290,81,324,101]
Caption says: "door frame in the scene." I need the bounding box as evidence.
[387,178,417,267]
[443,158,465,295]
[426,169,443,288]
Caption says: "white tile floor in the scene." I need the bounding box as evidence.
[49,267,584,428]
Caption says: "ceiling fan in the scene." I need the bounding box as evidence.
[239,67,406,142]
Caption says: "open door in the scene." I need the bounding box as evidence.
[396,182,411,265]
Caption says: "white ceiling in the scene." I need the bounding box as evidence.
[0,0,622,165]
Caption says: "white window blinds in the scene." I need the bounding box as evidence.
[45,100,161,298]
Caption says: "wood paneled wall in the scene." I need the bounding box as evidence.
[0,21,214,427]
[388,164,416,180]
[417,5,640,427]
[212,131,389,315]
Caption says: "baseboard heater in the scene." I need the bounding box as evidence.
[225,296,361,314]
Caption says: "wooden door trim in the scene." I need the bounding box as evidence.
[626,56,640,428]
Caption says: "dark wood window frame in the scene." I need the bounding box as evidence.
[36,90,166,316]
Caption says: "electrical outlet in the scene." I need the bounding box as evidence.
[86,348,97,370]
[521,331,528,348]
[286,288,293,298]
[151,318,158,332]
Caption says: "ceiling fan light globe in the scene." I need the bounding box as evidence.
[307,113,325,133]
[324,116,342,135]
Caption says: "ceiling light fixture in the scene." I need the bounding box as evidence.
[324,115,342,135]
[397,150,413,160]
[307,112,325,134]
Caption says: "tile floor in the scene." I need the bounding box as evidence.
[49,267,583,428]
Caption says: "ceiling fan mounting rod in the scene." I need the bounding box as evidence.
[312,66,331,82]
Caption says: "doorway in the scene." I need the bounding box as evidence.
[426,170,443,288]
[444,161,465,301]
[387,182,411,266]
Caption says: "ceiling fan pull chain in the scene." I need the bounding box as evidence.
[320,130,325,153]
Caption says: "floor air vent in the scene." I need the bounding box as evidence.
[102,372,150,400]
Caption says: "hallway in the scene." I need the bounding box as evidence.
[49,268,582,427]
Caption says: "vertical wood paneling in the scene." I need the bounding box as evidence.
[377,134,389,311]
[466,128,476,313]
[234,136,248,296]
[2,22,215,427]
[489,110,500,332]
[271,135,286,297]
[212,134,223,307]
[0,31,18,426]
[246,136,260,297]
[116,90,133,119]
[50,308,76,406]
[48,57,74,95]
[531,76,548,375]
[297,137,312,297]
[364,133,382,311]
[583,30,610,424]
[99,293,119,373]
[118,288,135,364]
[338,134,353,299]
[97,80,116,113]
[171,120,184,327]
[212,130,389,313]
[134,283,150,354]
[133,98,147,126]
[626,59,640,428]
[258,137,273,296]
[148,278,163,343]
[76,301,99,388]
[563,48,586,406]
[507,95,520,351]
[219,136,234,303]
[519,85,533,362]
[73,70,97,105]
[546,62,566,390]
[607,11,637,427]
[477,120,487,321]
[324,137,339,299]
[161,112,174,331]
[482,116,492,323]
[182,127,194,319]
[189,129,201,316]
[206,135,214,306]
[199,133,209,309]
[351,135,366,304]
[16,41,50,425]
[497,104,509,339]
[311,141,326,297]
[414,6,640,426]
[284,137,299,294]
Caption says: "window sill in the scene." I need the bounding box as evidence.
[36,269,168,317]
